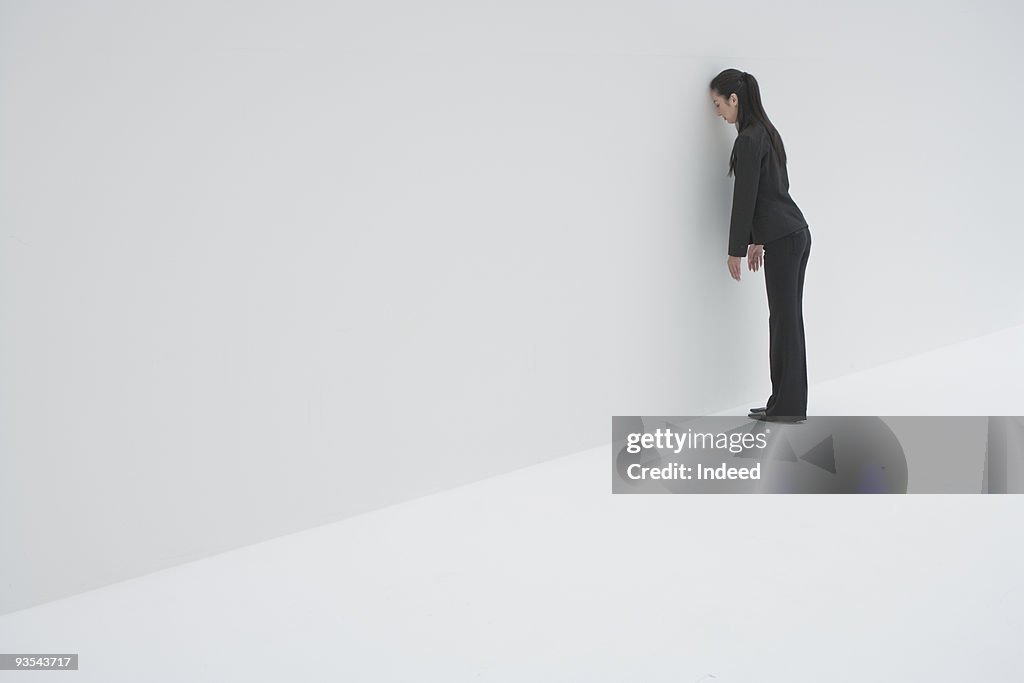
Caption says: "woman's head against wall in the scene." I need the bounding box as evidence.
[709,69,749,126]
[709,68,788,176]
[710,69,745,125]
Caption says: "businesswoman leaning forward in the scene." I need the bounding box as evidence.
[710,69,811,423]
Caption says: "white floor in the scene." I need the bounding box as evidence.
[3,325,1023,682]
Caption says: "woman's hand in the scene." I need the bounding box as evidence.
[728,245,764,281]
[747,244,764,272]
[727,255,742,281]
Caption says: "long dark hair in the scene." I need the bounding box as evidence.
[709,69,787,177]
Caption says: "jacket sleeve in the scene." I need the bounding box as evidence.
[727,134,762,257]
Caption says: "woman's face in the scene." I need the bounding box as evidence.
[711,90,738,124]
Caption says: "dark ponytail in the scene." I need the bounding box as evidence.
[709,69,787,177]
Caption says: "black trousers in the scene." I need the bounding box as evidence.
[763,226,811,417]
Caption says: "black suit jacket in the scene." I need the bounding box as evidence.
[727,120,808,257]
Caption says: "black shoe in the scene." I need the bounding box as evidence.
[749,406,767,413]
[753,413,806,423]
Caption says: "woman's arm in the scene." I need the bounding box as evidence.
[727,134,761,258]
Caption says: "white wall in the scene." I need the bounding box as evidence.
[1,0,1021,615]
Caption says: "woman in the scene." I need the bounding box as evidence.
[710,69,811,423]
